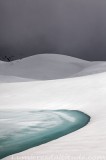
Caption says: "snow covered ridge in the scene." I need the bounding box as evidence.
[0,54,91,81]
[0,54,106,81]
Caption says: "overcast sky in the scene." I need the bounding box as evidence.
[0,0,106,61]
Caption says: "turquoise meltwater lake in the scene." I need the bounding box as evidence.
[0,110,90,159]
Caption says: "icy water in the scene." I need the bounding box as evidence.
[0,110,90,159]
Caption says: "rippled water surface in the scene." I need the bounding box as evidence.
[0,110,90,159]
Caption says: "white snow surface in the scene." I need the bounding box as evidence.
[0,54,106,159]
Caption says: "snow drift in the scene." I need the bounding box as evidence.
[0,54,90,80]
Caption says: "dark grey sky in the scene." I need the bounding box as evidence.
[0,0,106,61]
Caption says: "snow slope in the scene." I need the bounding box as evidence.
[73,61,106,77]
[0,61,5,64]
[1,54,106,81]
[0,75,32,83]
[0,54,106,159]
[0,72,106,159]
[0,54,90,80]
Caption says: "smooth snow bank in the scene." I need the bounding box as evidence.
[73,61,106,77]
[0,75,32,83]
[0,61,5,64]
[1,72,106,159]
[0,54,90,80]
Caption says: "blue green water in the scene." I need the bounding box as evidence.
[0,110,90,159]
